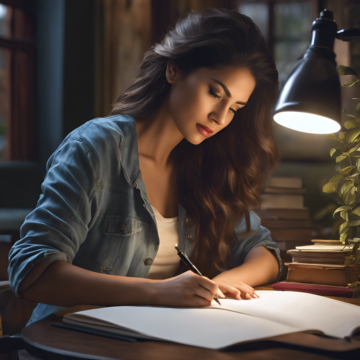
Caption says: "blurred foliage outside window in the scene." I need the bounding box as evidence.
[238,1,314,86]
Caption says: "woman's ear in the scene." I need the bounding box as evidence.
[166,60,180,84]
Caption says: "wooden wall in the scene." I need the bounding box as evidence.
[94,0,236,117]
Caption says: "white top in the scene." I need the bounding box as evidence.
[145,204,180,279]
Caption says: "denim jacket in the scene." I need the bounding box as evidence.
[8,114,283,327]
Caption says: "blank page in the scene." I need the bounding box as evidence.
[64,305,307,350]
[208,291,360,338]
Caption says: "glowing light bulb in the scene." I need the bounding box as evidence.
[273,111,341,134]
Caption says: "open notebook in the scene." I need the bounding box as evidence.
[62,290,360,350]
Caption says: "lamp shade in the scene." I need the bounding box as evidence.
[273,10,342,134]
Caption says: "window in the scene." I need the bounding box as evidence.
[237,0,317,86]
[0,0,36,161]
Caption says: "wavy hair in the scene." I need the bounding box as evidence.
[111,8,280,278]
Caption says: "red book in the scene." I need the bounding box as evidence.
[272,281,357,298]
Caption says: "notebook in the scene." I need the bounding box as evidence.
[62,290,360,350]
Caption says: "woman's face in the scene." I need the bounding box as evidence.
[166,62,256,144]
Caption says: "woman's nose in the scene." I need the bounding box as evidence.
[211,106,228,126]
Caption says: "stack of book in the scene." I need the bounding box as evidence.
[273,240,360,297]
[255,177,317,276]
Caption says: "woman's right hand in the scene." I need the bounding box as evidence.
[152,270,224,307]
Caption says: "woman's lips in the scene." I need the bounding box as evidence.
[196,123,213,137]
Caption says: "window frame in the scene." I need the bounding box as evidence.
[0,0,37,161]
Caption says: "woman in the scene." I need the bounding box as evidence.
[8,8,282,327]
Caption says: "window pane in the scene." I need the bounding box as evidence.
[275,40,309,85]
[238,3,269,41]
[274,2,313,38]
[274,2,313,86]
[14,7,33,40]
[0,4,11,38]
[0,48,11,161]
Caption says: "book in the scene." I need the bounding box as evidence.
[255,208,310,220]
[276,241,313,252]
[270,228,316,241]
[261,194,304,209]
[261,219,312,229]
[265,177,302,188]
[311,240,343,245]
[272,281,359,298]
[295,244,354,251]
[263,187,307,195]
[286,249,357,266]
[61,290,360,350]
[286,263,359,287]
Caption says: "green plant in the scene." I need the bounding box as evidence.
[322,65,360,253]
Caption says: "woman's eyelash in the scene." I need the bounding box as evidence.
[208,86,220,99]
[208,87,237,114]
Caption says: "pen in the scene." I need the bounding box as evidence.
[175,244,221,306]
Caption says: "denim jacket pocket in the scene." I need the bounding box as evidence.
[100,214,142,236]
[95,214,143,274]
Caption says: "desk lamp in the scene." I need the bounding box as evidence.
[273,9,360,134]
[272,9,360,247]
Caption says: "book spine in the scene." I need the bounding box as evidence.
[286,267,359,287]
[291,257,345,265]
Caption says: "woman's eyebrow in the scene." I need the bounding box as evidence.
[209,78,247,105]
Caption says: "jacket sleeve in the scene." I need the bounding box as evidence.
[230,210,283,282]
[8,138,99,298]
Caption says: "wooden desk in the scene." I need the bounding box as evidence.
[15,285,360,360]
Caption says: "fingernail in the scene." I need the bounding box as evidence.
[255,292,260,298]
[217,289,225,298]
[236,294,241,300]
[246,292,251,299]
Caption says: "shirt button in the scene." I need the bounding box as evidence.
[117,222,127,232]
[144,258,153,266]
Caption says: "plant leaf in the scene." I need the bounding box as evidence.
[339,181,352,197]
[327,134,343,143]
[340,229,349,243]
[336,155,347,163]
[344,186,356,205]
[349,219,360,226]
[333,205,351,219]
[322,180,341,193]
[344,120,359,129]
[343,79,360,87]
[338,132,345,140]
[356,103,360,113]
[338,65,359,76]
[331,148,344,158]
[340,211,349,220]
[349,144,360,153]
[329,173,343,183]
[339,221,349,235]
[351,207,360,216]
[345,173,359,180]
[343,109,356,118]
[349,129,360,142]
[339,166,355,175]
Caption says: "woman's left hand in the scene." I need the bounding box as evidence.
[212,276,259,300]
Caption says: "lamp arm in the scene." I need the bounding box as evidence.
[336,28,360,42]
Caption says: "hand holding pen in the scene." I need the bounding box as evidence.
[175,244,222,306]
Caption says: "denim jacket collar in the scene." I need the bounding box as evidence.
[117,114,196,256]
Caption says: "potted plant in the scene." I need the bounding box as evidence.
[322,65,360,255]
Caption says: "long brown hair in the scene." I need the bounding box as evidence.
[111,8,280,278]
